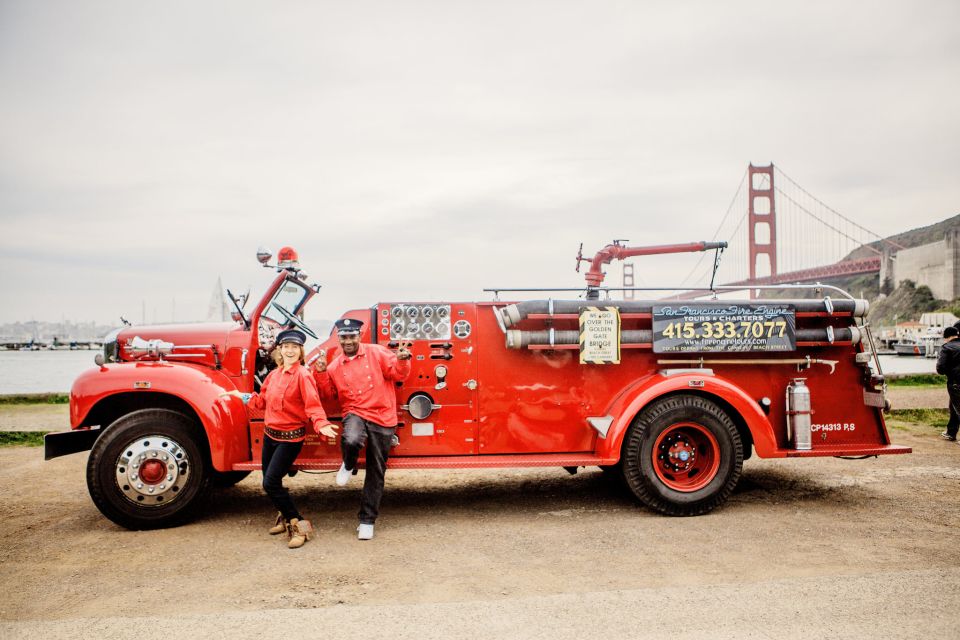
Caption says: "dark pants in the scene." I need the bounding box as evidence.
[341,414,395,524]
[262,435,304,521]
[947,383,960,438]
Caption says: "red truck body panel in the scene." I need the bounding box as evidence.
[60,257,910,529]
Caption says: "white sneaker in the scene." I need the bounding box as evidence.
[357,523,374,540]
[335,463,352,486]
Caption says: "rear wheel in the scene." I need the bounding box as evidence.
[86,409,210,529]
[622,394,743,516]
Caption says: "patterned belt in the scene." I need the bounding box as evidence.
[264,426,306,441]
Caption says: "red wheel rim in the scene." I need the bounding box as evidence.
[651,422,721,492]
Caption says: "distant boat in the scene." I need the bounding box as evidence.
[893,341,923,356]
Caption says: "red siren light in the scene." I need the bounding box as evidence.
[277,246,300,269]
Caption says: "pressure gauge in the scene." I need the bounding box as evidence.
[434,364,448,390]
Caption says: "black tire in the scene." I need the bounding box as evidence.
[622,394,743,516]
[86,409,210,530]
[210,470,251,488]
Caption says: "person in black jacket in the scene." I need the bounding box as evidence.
[935,326,960,442]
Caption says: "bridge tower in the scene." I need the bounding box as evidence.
[622,262,635,300]
[748,164,777,296]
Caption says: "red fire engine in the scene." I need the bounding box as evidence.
[45,244,909,529]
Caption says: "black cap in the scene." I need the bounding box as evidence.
[944,326,959,339]
[276,328,307,345]
[335,318,363,335]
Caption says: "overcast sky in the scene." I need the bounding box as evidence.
[1,0,958,326]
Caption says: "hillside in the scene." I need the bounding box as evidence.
[844,213,960,261]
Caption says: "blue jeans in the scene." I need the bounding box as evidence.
[341,414,395,524]
[262,436,304,521]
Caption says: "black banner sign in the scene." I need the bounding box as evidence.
[652,303,796,353]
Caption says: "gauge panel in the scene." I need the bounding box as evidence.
[389,304,452,340]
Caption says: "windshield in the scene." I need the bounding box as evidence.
[261,279,310,325]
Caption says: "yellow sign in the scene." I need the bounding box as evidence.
[579,307,621,364]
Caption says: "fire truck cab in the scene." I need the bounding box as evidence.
[46,246,910,529]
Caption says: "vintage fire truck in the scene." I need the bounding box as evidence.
[45,244,910,529]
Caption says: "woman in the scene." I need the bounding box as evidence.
[223,328,337,549]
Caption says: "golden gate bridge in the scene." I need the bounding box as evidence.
[675,163,903,294]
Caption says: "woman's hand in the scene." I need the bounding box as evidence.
[220,390,251,404]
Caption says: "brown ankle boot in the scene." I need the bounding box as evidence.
[269,512,288,535]
[288,518,315,549]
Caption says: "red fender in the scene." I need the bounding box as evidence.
[595,372,779,461]
[71,362,251,471]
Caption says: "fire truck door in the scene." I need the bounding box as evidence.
[384,303,479,456]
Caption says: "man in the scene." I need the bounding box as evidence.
[314,318,412,539]
[935,325,960,443]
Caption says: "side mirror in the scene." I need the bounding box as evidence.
[256,247,272,265]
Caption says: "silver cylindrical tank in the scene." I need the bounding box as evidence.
[786,378,812,450]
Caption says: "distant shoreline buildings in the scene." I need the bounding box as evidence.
[0,319,116,347]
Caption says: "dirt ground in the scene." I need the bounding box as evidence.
[1,412,959,639]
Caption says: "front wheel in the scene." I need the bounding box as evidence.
[86,409,210,529]
[622,394,743,516]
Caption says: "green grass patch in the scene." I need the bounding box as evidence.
[888,408,949,428]
[0,393,69,405]
[0,431,47,447]
[887,374,947,387]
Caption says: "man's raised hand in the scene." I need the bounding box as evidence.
[311,349,328,372]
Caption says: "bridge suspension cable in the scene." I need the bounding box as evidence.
[678,168,748,287]
[774,186,882,255]
[775,166,905,250]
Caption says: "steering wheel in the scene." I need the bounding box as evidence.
[271,302,318,339]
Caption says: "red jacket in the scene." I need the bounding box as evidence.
[314,343,411,426]
[248,363,331,442]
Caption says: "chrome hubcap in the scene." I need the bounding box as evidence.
[115,436,189,506]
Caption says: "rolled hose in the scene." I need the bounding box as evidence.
[505,326,862,349]
[500,298,869,328]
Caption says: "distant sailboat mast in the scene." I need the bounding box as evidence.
[206,277,230,322]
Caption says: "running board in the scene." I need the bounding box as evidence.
[232,453,611,472]
[230,445,912,471]
[783,444,912,457]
